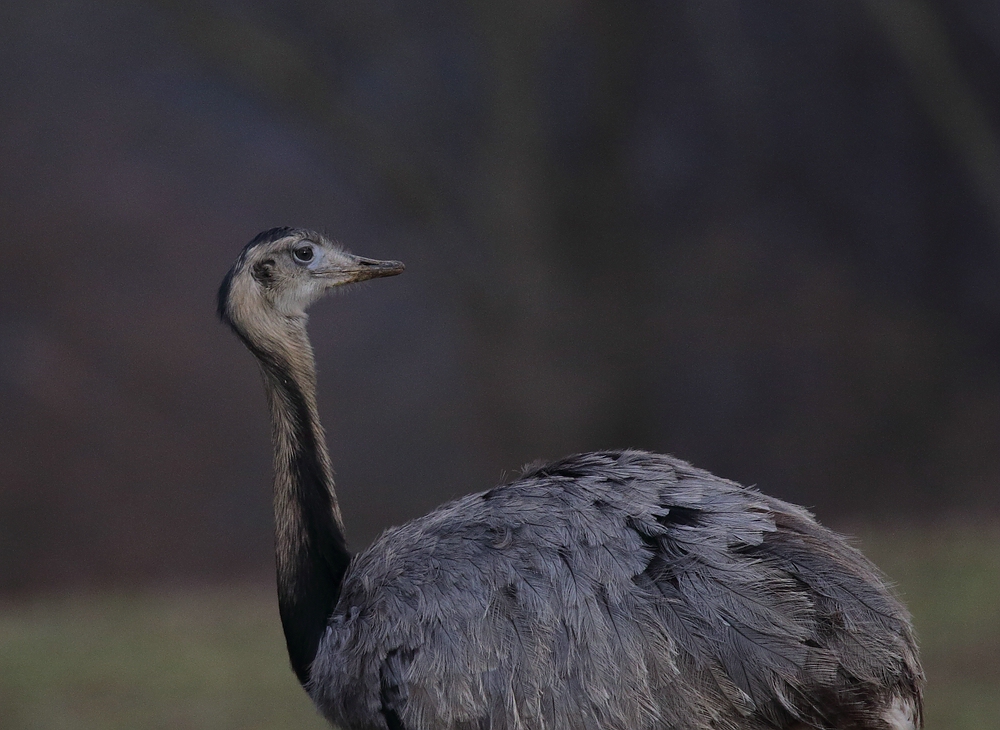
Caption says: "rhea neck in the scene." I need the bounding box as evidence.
[243,312,351,686]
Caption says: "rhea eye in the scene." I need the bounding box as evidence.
[292,244,315,264]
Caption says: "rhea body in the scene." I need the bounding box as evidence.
[219,228,923,730]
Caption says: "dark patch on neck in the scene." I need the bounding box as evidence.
[276,371,352,686]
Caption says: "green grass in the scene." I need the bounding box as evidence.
[0,585,327,730]
[0,524,997,729]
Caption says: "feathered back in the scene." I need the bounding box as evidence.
[308,450,922,730]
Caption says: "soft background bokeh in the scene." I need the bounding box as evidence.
[0,0,997,727]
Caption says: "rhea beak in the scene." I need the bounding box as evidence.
[333,256,405,285]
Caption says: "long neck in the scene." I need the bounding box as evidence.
[250,323,351,686]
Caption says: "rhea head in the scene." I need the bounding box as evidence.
[218,227,404,345]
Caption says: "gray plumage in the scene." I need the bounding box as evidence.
[312,452,922,730]
[219,228,924,730]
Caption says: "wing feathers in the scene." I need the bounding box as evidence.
[310,451,922,730]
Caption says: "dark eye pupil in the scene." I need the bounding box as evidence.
[293,246,314,262]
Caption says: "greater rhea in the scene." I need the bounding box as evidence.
[218,227,923,730]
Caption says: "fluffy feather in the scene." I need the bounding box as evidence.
[308,451,923,730]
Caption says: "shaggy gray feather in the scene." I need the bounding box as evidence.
[307,450,923,730]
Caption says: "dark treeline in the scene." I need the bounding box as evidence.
[0,0,998,591]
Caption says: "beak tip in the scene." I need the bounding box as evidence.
[351,256,405,282]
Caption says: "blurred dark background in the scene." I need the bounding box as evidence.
[1,0,998,594]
